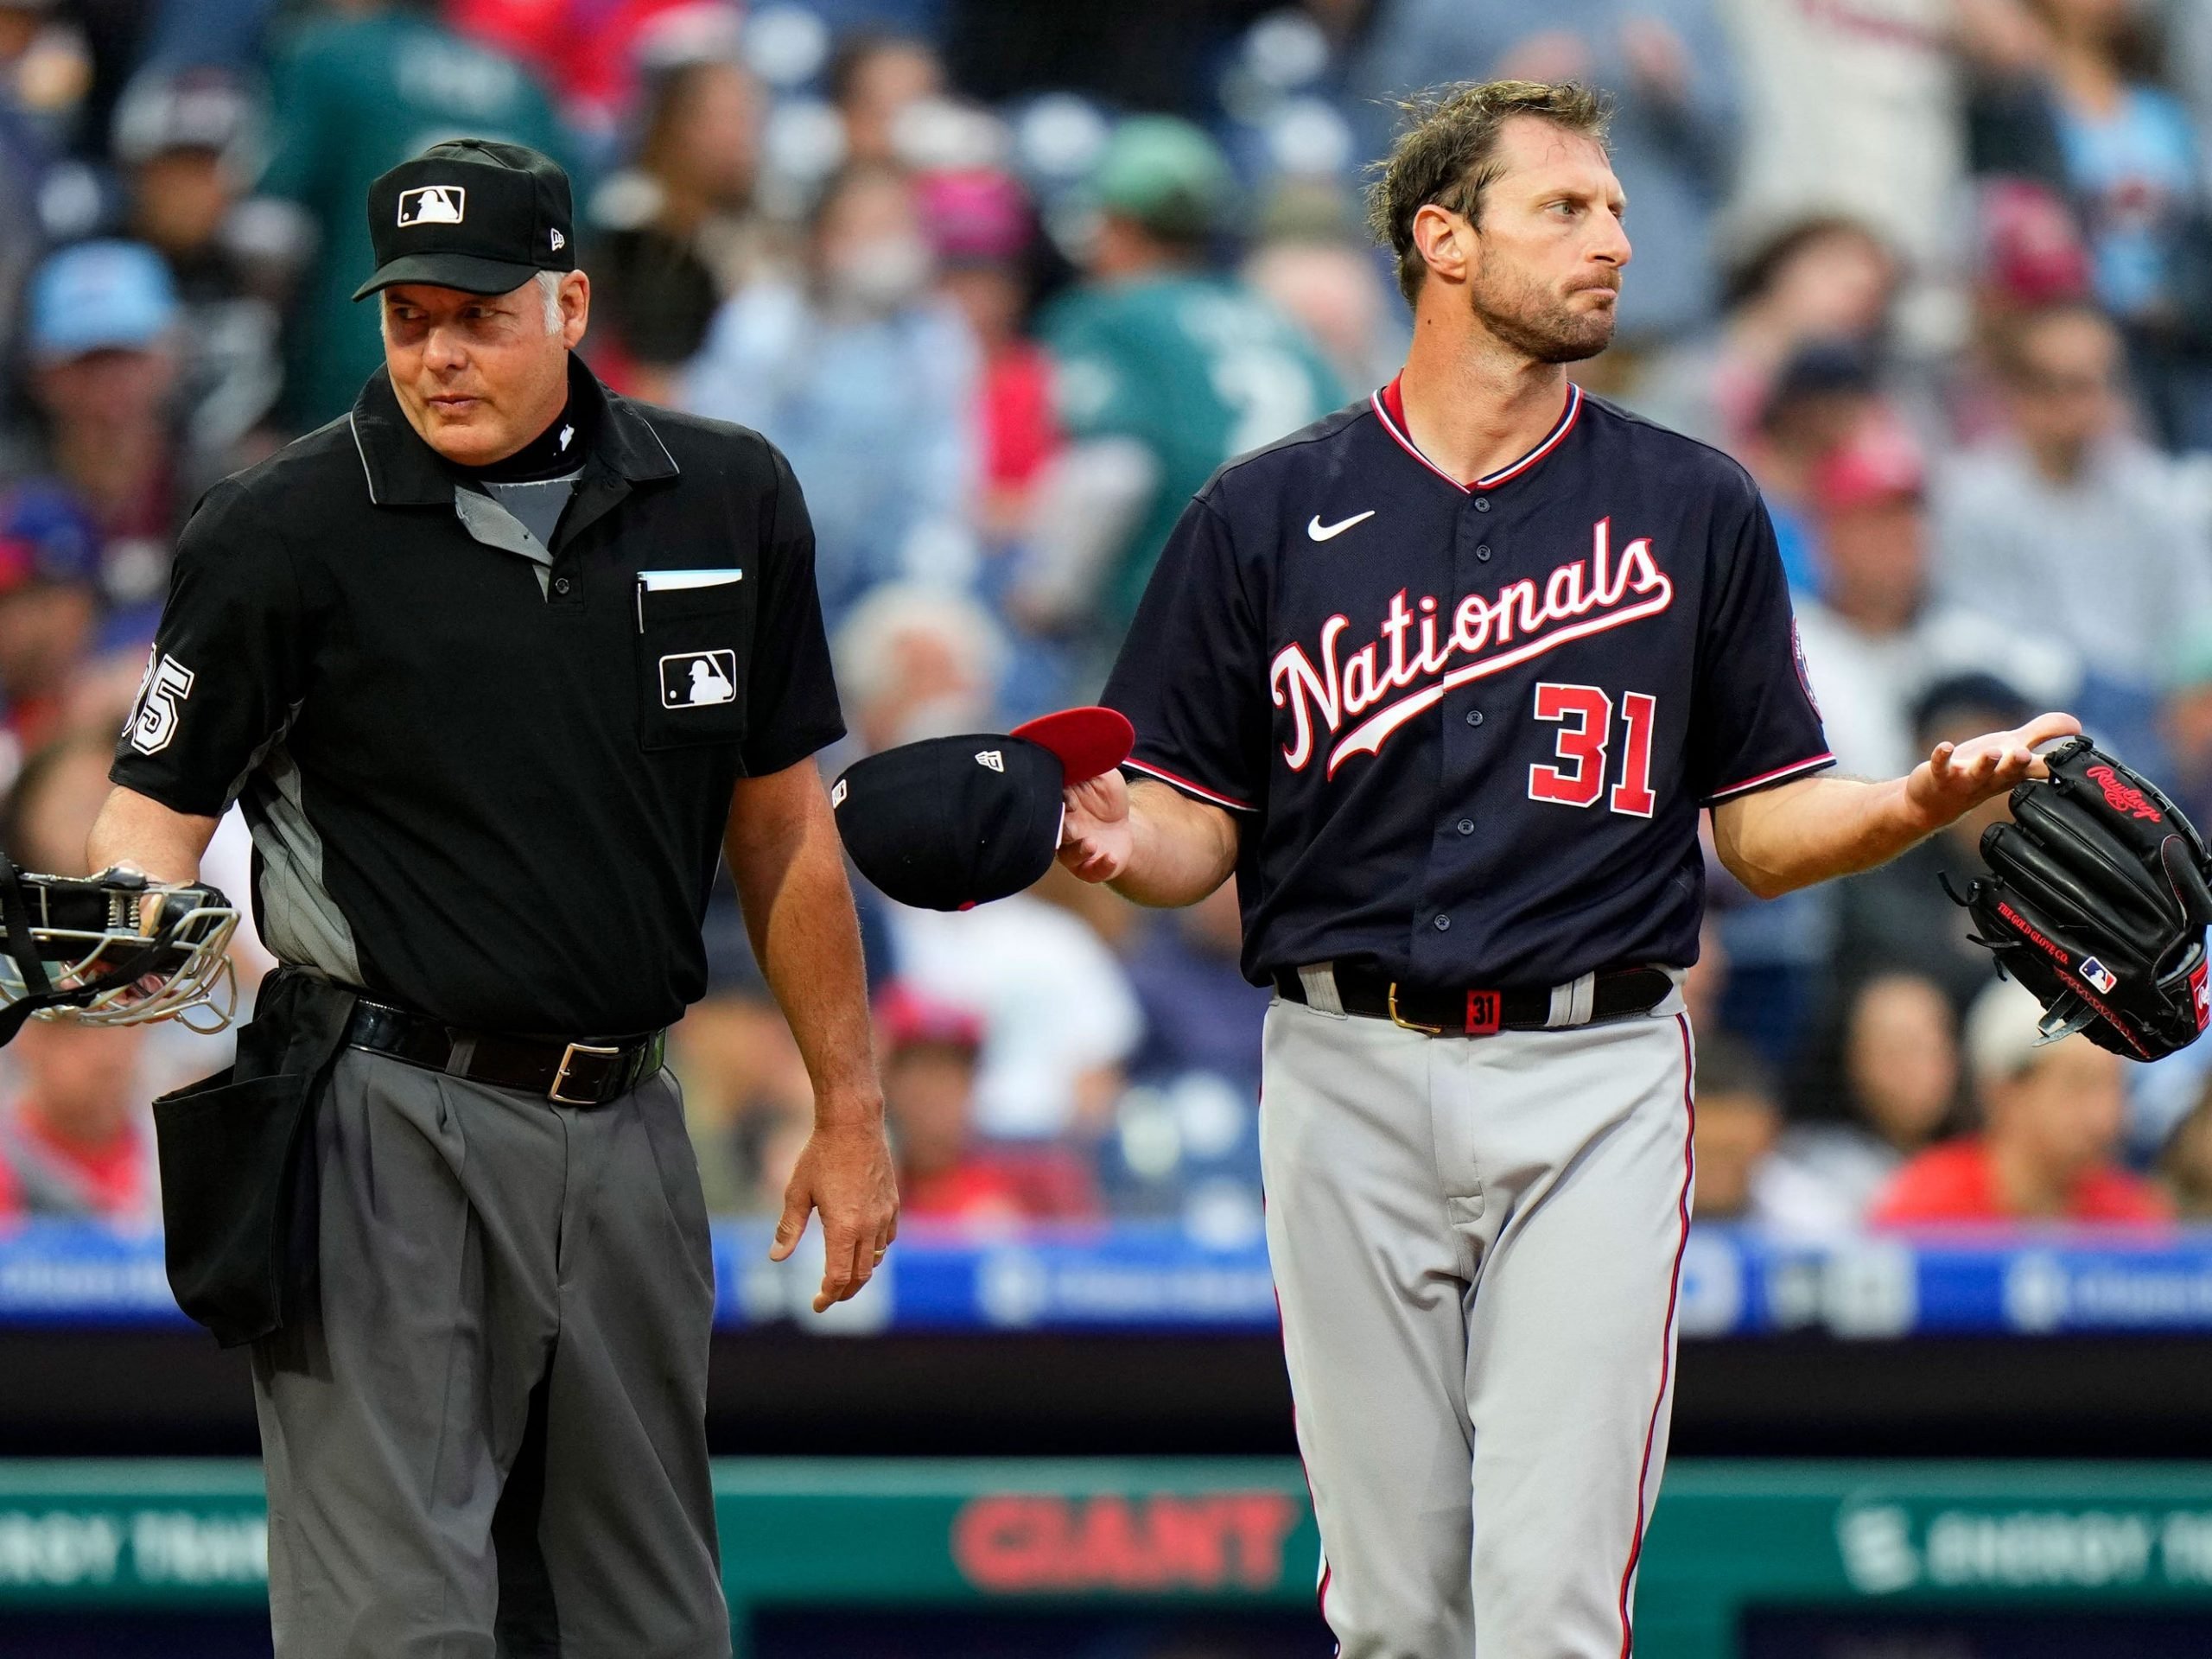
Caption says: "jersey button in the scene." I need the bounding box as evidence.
[553,576,572,595]
[1465,709,1484,727]
[1475,544,1492,562]
[1433,914,1452,931]
[1473,497,1491,513]
[1456,818,1475,836]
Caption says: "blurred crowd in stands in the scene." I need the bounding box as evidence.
[6,0,2212,1246]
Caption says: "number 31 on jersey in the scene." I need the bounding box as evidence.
[1527,682,1656,818]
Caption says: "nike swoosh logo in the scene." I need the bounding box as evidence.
[1307,510,1376,542]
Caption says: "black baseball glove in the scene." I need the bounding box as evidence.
[1952,736,2212,1061]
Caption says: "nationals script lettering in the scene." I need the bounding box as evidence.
[1269,518,1675,777]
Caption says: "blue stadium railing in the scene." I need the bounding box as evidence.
[6,1217,2212,1338]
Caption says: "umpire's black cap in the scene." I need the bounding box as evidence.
[353,139,575,302]
[832,708,1134,912]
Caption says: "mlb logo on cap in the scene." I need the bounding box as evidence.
[354,139,575,302]
[397,186,467,226]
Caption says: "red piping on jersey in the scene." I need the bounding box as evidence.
[1370,375,1583,492]
[1265,1160,1338,1654]
[1277,1281,1337,1649]
[1124,757,1256,813]
[1704,751,1836,804]
[1617,1014,1696,1658]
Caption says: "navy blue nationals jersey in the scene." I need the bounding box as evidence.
[1101,378,1834,989]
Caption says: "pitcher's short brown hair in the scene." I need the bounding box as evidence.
[1366,80,1611,308]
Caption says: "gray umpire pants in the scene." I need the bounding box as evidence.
[1262,991,1696,1658]
[250,1046,730,1659]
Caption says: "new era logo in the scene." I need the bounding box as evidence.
[550,226,565,251]
[658,651,737,709]
[397,185,466,226]
[976,750,1004,772]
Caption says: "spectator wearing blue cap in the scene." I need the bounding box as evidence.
[0,482,101,756]
[4,240,191,620]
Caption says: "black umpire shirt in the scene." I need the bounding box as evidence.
[110,357,845,1035]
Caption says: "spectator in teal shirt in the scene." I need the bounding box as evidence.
[258,0,568,425]
[1020,118,1342,672]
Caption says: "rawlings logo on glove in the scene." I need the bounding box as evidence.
[2087,763,2163,823]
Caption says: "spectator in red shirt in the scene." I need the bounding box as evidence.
[0,728,161,1226]
[1872,976,2171,1228]
[879,984,1094,1224]
[0,1016,157,1227]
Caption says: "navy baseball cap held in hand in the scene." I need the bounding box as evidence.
[353,138,575,302]
[832,708,1134,912]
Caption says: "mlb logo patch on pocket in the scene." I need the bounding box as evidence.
[660,651,738,709]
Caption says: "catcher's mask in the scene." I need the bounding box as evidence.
[0,860,238,1045]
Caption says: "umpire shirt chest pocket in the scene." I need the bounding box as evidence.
[636,569,753,751]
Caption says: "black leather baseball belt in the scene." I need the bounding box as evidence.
[345,999,667,1106]
[1273,963,1675,1036]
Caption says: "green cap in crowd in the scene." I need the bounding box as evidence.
[1090,115,1234,241]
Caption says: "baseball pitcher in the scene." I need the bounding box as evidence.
[1057,80,2078,1656]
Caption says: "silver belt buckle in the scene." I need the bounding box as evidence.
[549,1040,621,1105]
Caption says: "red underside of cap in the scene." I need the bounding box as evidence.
[1009,706,1135,784]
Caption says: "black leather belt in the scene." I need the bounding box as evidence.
[345,1000,667,1106]
[1274,963,1674,1036]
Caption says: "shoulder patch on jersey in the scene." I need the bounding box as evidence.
[1792,619,1821,718]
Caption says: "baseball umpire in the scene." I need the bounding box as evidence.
[1056,82,2077,1656]
[87,138,895,1656]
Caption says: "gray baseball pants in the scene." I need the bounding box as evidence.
[1261,989,1697,1658]
[250,1047,729,1659]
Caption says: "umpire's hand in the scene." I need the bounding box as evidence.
[771,1115,899,1313]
